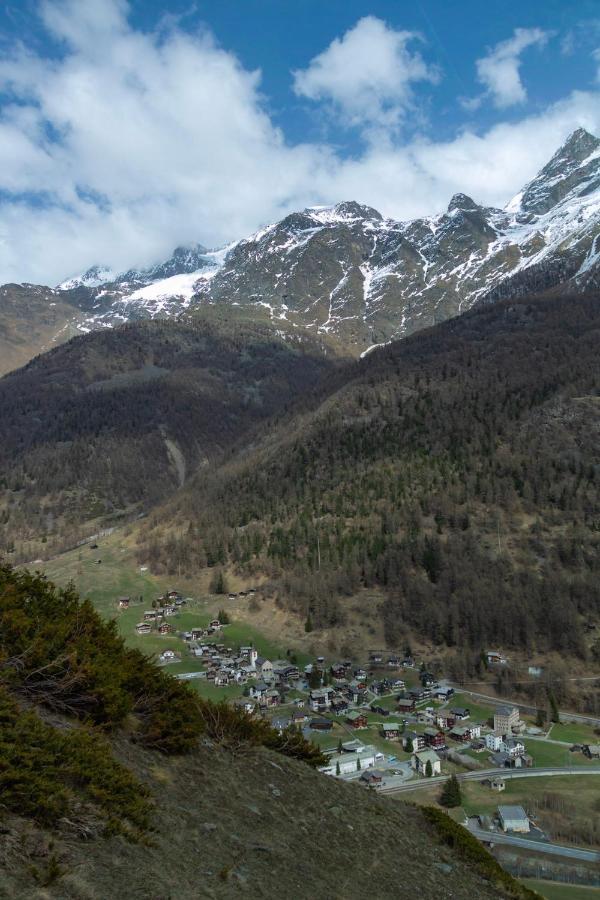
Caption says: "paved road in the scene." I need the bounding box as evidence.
[379,765,600,795]
[448,684,600,727]
[469,826,600,862]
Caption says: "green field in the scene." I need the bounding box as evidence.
[522,880,600,899]
[447,693,495,724]
[549,722,600,746]
[31,535,305,699]
[396,774,600,820]
[524,738,600,768]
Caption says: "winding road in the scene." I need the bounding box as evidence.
[467,826,600,862]
[379,765,600,795]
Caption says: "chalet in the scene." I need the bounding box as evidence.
[451,707,470,720]
[450,724,481,742]
[584,744,600,759]
[412,750,441,777]
[423,728,446,750]
[209,619,222,630]
[344,685,361,705]
[227,593,237,601]
[118,596,130,609]
[407,687,428,701]
[503,737,525,757]
[158,622,173,635]
[310,687,334,710]
[402,730,425,752]
[489,751,525,769]
[331,698,349,716]
[380,723,401,741]
[370,704,390,717]
[361,769,384,787]
[354,668,368,680]
[274,663,299,681]
[387,656,400,668]
[486,650,508,666]
[420,672,436,687]
[346,711,368,729]
[190,628,206,640]
[262,689,281,708]
[159,649,176,662]
[490,777,506,792]
[143,610,158,621]
[163,605,178,616]
[233,698,256,715]
[330,663,347,680]
[249,681,269,700]
[135,622,151,635]
[434,686,454,701]
[309,718,333,732]
[435,713,455,730]
[166,590,182,601]
[291,710,308,726]
[392,679,406,690]
[397,697,416,713]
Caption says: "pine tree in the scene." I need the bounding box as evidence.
[425,759,433,777]
[337,738,343,754]
[356,756,361,771]
[217,608,231,625]
[209,569,228,595]
[304,615,313,633]
[405,737,413,753]
[439,775,462,808]
[336,760,341,776]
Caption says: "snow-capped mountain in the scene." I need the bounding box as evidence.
[3,128,600,363]
[57,244,227,328]
[192,128,600,352]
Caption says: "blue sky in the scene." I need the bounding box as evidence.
[0,0,599,283]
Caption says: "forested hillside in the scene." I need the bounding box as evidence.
[0,565,534,900]
[138,293,600,659]
[0,311,337,555]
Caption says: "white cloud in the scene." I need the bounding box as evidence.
[292,16,439,136]
[475,27,550,108]
[0,4,598,285]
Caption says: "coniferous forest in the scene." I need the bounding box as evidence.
[137,293,600,658]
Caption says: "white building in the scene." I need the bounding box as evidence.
[411,750,442,777]
[498,805,530,833]
[319,745,377,776]
[485,733,503,752]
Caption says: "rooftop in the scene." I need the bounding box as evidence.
[498,805,528,821]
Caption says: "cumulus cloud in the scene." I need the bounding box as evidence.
[292,16,439,136]
[0,4,598,285]
[475,27,550,108]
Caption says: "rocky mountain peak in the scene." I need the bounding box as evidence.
[518,127,600,215]
[447,193,480,213]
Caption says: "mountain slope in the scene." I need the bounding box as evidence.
[1,130,599,373]
[193,129,600,349]
[137,291,600,659]
[0,283,85,377]
[0,565,537,900]
[0,311,337,556]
